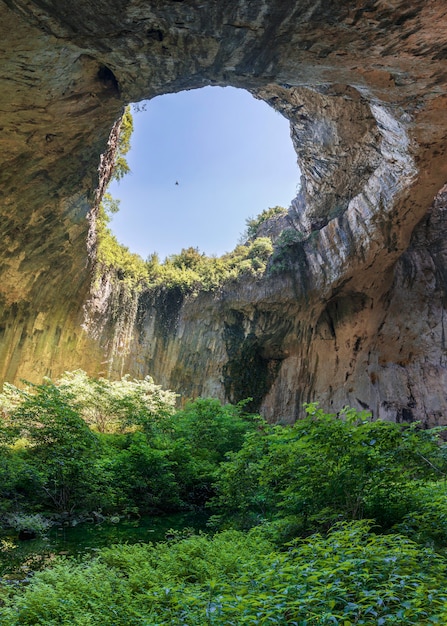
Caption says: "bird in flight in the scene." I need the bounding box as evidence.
[175,181,179,186]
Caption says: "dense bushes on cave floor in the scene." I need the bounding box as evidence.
[0,371,255,518]
[2,372,447,623]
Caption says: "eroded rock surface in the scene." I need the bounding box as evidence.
[1,0,447,423]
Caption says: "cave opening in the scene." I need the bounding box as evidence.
[107,85,300,261]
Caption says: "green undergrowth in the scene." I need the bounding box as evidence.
[3,523,447,624]
[0,373,255,520]
[3,375,447,624]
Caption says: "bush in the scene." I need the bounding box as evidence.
[95,197,149,289]
[166,398,256,506]
[55,370,177,434]
[3,393,447,624]
[5,513,51,536]
[211,403,447,536]
[5,383,100,513]
[107,431,181,513]
[145,238,274,294]
[0,449,42,515]
[3,522,447,625]
[394,480,447,547]
[0,376,257,517]
[247,237,274,260]
[243,205,288,240]
[268,227,305,274]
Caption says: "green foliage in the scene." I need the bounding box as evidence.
[112,105,133,182]
[247,236,274,260]
[167,398,256,505]
[275,226,305,247]
[0,448,38,514]
[4,522,447,625]
[0,373,178,516]
[3,395,447,625]
[243,205,288,240]
[394,480,447,547]
[145,238,274,294]
[268,226,305,274]
[108,431,181,513]
[0,375,253,517]
[55,370,176,434]
[211,403,447,536]
[4,383,99,512]
[95,106,150,289]
[96,213,274,293]
[96,197,149,288]
[5,513,51,536]
[172,398,254,462]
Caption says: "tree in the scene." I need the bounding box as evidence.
[8,382,99,512]
[212,404,447,534]
[167,397,256,506]
[55,370,177,434]
[111,105,133,182]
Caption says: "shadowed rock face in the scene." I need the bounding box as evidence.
[1,0,447,423]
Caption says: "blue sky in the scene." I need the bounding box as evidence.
[109,86,299,261]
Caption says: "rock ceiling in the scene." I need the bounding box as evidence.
[1,0,447,423]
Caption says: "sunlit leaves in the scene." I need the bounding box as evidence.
[4,522,447,625]
[55,369,177,434]
[211,403,447,536]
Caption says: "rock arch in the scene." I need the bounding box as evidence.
[1,0,447,423]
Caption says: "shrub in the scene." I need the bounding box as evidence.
[5,513,51,536]
[95,199,149,289]
[3,522,447,625]
[211,403,447,536]
[166,398,256,505]
[0,448,42,515]
[394,480,447,547]
[247,236,274,260]
[0,375,256,517]
[5,383,100,513]
[108,431,181,513]
[55,370,177,434]
[268,227,305,274]
[243,205,288,240]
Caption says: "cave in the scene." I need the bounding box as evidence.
[1,0,447,424]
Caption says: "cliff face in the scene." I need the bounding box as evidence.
[1,0,447,424]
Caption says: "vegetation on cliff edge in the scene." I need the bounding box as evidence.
[97,210,275,293]
[95,107,289,292]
